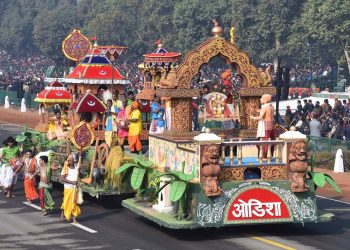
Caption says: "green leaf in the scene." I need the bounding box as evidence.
[170,180,187,202]
[141,160,154,168]
[324,174,341,193]
[115,163,136,175]
[152,182,171,201]
[178,168,196,182]
[131,167,146,190]
[121,168,132,183]
[310,154,315,172]
[15,135,28,142]
[313,172,326,187]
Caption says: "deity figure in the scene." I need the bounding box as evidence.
[258,65,272,87]
[158,67,179,89]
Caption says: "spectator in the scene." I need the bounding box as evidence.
[309,113,321,137]
[307,99,314,113]
[297,100,302,114]
[302,99,309,114]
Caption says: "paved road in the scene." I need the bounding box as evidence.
[0,123,349,250]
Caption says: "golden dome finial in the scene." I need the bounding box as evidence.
[211,19,222,37]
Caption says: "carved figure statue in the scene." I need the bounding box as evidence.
[250,94,275,159]
[158,67,179,89]
[201,144,223,197]
[258,64,272,87]
[288,140,309,192]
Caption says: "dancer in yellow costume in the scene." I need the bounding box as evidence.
[60,155,81,222]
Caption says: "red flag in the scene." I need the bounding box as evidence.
[90,36,97,41]
[154,39,161,45]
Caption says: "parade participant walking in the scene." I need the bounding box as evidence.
[38,155,57,216]
[4,151,21,198]
[61,155,81,223]
[0,137,20,197]
[128,101,142,153]
[19,149,39,202]
[117,99,129,150]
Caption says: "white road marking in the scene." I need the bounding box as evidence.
[23,201,42,210]
[323,208,350,211]
[22,201,98,234]
[71,222,98,233]
[317,195,350,205]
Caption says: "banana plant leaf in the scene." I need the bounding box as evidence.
[324,174,341,193]
[115,163,136,175]
[15,135,28,142]
[131,167,146,189]
[122,168,133,183]
[311,172,326,187]
[170,180,187,202]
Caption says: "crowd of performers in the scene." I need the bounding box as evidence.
[0,137,81,222]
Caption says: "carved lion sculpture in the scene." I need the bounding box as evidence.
[158,68,179,89]
[288,140,309,192]
[258,64,272,87]
[201,144,223,197]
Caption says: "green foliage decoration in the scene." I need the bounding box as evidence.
[115,153,154,192]
[308,154,341,193]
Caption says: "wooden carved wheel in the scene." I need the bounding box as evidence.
[97,143,109,167]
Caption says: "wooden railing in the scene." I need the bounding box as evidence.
[220,138,285,166]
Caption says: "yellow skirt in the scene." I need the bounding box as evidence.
[61,187,81,221]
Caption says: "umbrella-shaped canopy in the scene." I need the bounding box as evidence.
[70,93,106,113]
[35,81,71,106]
[64,44,130,85]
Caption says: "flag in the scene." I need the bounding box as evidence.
[154,39,161,45]
[90,36,97,41]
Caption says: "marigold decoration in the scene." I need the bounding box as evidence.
[67,122,95,151]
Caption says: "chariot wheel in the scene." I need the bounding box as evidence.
[97,143,109,167]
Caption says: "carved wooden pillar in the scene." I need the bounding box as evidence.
[171,98,192,132]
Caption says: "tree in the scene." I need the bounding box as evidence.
[232,0,304,68]
[32,3,78,61]
[300,0,350,75]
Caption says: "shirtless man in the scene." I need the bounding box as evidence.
[38,154,58,215]
[16,150,39,202]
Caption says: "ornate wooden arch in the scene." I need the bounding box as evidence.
[175,37,263,89]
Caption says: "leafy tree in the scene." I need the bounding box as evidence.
[32,3,78,61]
[299,0,350,75]
[231,0,304,67]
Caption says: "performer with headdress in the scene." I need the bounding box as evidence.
[127,101,142,153]
[60,154,81,222]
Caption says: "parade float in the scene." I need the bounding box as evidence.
[15,30,134,197]
[118,21,339,229]
[137,40,182,139]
